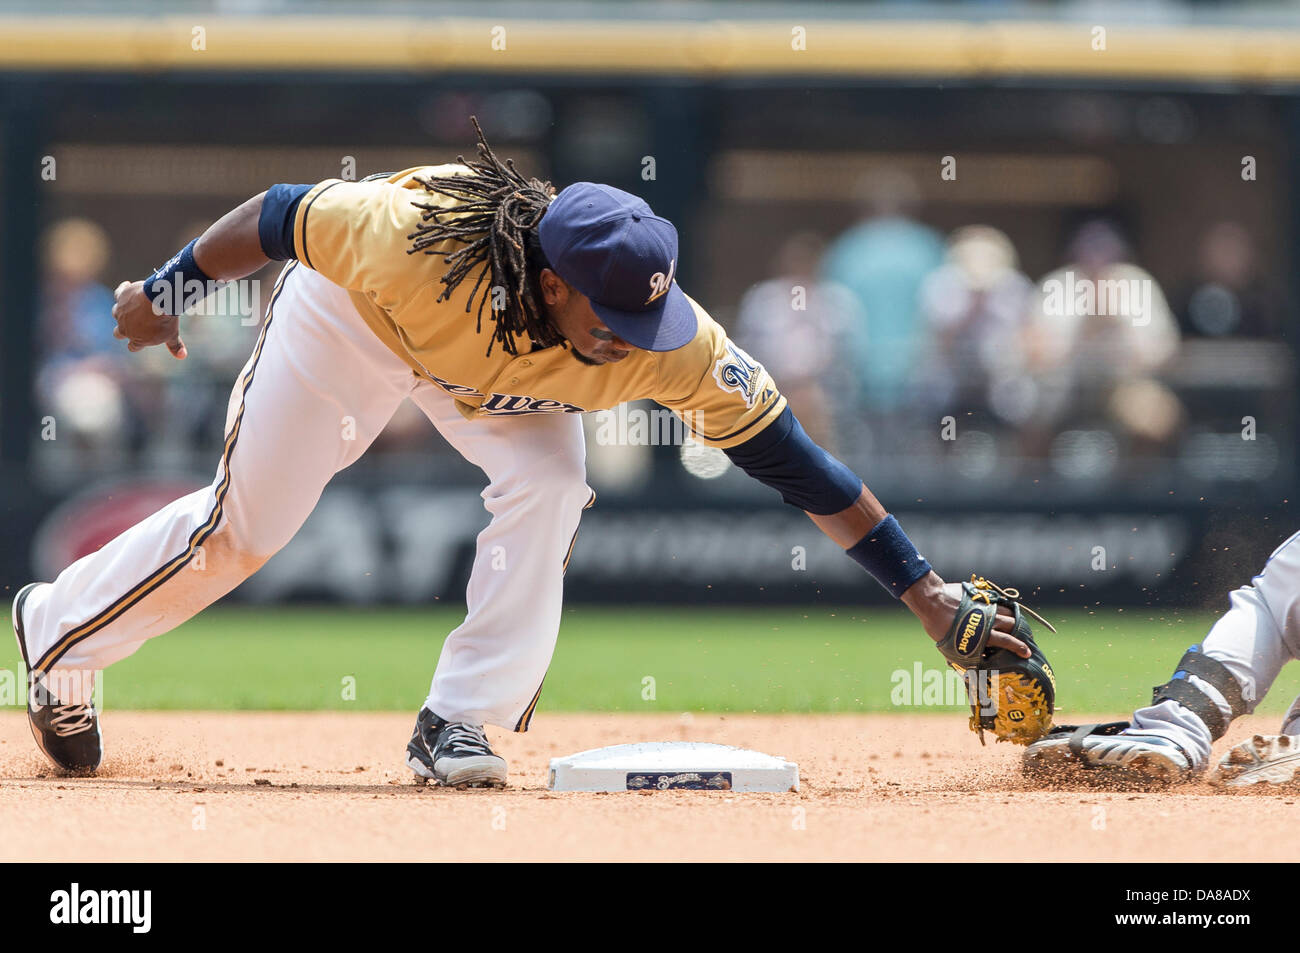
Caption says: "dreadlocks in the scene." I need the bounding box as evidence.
[406,116,560,358]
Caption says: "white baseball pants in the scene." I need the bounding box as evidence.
[1127,530,1300,768]
[20,264,593,730]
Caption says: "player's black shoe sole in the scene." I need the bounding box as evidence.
[11,583,103,775]
[405,706,506,788]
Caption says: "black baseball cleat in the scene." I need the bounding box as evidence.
[405,707,507,788]
[11,583,103,775]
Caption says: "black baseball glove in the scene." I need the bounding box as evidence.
[934,576,1057,746]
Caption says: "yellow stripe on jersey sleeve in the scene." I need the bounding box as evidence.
[291,177,427,300]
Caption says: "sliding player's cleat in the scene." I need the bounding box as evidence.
[1208,734,1300,789]
[1023,722,1193,784]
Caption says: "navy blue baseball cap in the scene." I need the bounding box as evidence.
[538,182,697,352]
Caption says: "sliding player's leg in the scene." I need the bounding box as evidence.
[1026,531,1300,783]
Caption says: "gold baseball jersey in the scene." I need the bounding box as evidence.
[290,165,786,449]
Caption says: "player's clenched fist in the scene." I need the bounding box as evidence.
[112,280,188,359]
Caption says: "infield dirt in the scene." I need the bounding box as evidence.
[1,711,1295,862]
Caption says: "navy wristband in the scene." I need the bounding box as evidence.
[143,238,217,316]
[846,515,932,597]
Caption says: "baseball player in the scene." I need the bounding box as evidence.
[1025,529,1300,788]
[12,121,1034,785]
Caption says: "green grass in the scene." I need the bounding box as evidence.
[3,604,1298,717]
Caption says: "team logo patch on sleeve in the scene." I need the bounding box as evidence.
[712,342,765,409]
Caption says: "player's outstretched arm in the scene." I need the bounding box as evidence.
[809,487,1029,658]
[724,407,1030,658]
[111,189,277,358]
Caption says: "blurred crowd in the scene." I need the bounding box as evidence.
[731,174,1283,486]
[35,218,262,481]
[34,183,1284,491]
